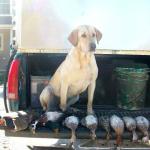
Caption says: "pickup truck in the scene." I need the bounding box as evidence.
[3,0,150,149]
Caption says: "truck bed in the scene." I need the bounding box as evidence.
[5,52,150,149]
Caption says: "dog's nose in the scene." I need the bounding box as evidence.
[90,43,96,51]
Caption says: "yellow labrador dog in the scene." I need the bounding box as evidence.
[40,25,102,114]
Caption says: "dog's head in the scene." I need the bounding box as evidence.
[68,25,102,52]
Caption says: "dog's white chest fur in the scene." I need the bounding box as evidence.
[50,49,98,98]
[67,64,92,96]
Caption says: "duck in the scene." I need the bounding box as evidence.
[81,115,98,140]
[39,111,63,123]
[63,116,79,144]
[0,111,33,132]
[123,116,138,142]
[31,111,63,134]
[0,116,14,130]
[110,115,124,146]
[135,116,149,143]
[99,115,111,141]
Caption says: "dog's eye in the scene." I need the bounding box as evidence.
[92,33,95,37]
[82,33,87,38]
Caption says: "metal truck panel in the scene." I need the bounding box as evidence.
[16,0,150,52]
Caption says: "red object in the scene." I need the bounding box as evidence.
[8,59,20,100]
[0,119,5,126]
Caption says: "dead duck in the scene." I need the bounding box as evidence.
[0,111,33,132]
[99,115,111,141]
[0,116,14,130]
[81,115,98,140]
[110,115,124,146]
[135,116,149,143]
[123,116,138,142]
[31,111,63,134]
[63,116,79,145]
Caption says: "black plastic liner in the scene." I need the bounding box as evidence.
[26,53,150,109]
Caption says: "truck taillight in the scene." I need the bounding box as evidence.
[7,59,20,100]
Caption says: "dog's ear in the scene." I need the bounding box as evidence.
[94,28,102,44]
[68,29,78,46]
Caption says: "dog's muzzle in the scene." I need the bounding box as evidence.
[90,43,96,51]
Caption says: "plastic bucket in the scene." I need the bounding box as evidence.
[115,67,149,110]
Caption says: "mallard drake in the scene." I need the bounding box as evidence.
[63,116,79,144]
[31,111,63,134]
[99,115,111,141]
[110,115,124,146]
[135,116,149,143]
[123,116,138,142]
[81,115,98,140]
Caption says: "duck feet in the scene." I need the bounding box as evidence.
[91,130,96,140]
[116,135,122,146]
[70,131,76,145]
[132,130,138,142]
[105,133,111,144]
[142,136,149,143]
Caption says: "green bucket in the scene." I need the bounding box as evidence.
[115,67,149,110]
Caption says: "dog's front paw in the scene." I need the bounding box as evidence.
[87,108,94,115]
[60,104,67,112]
